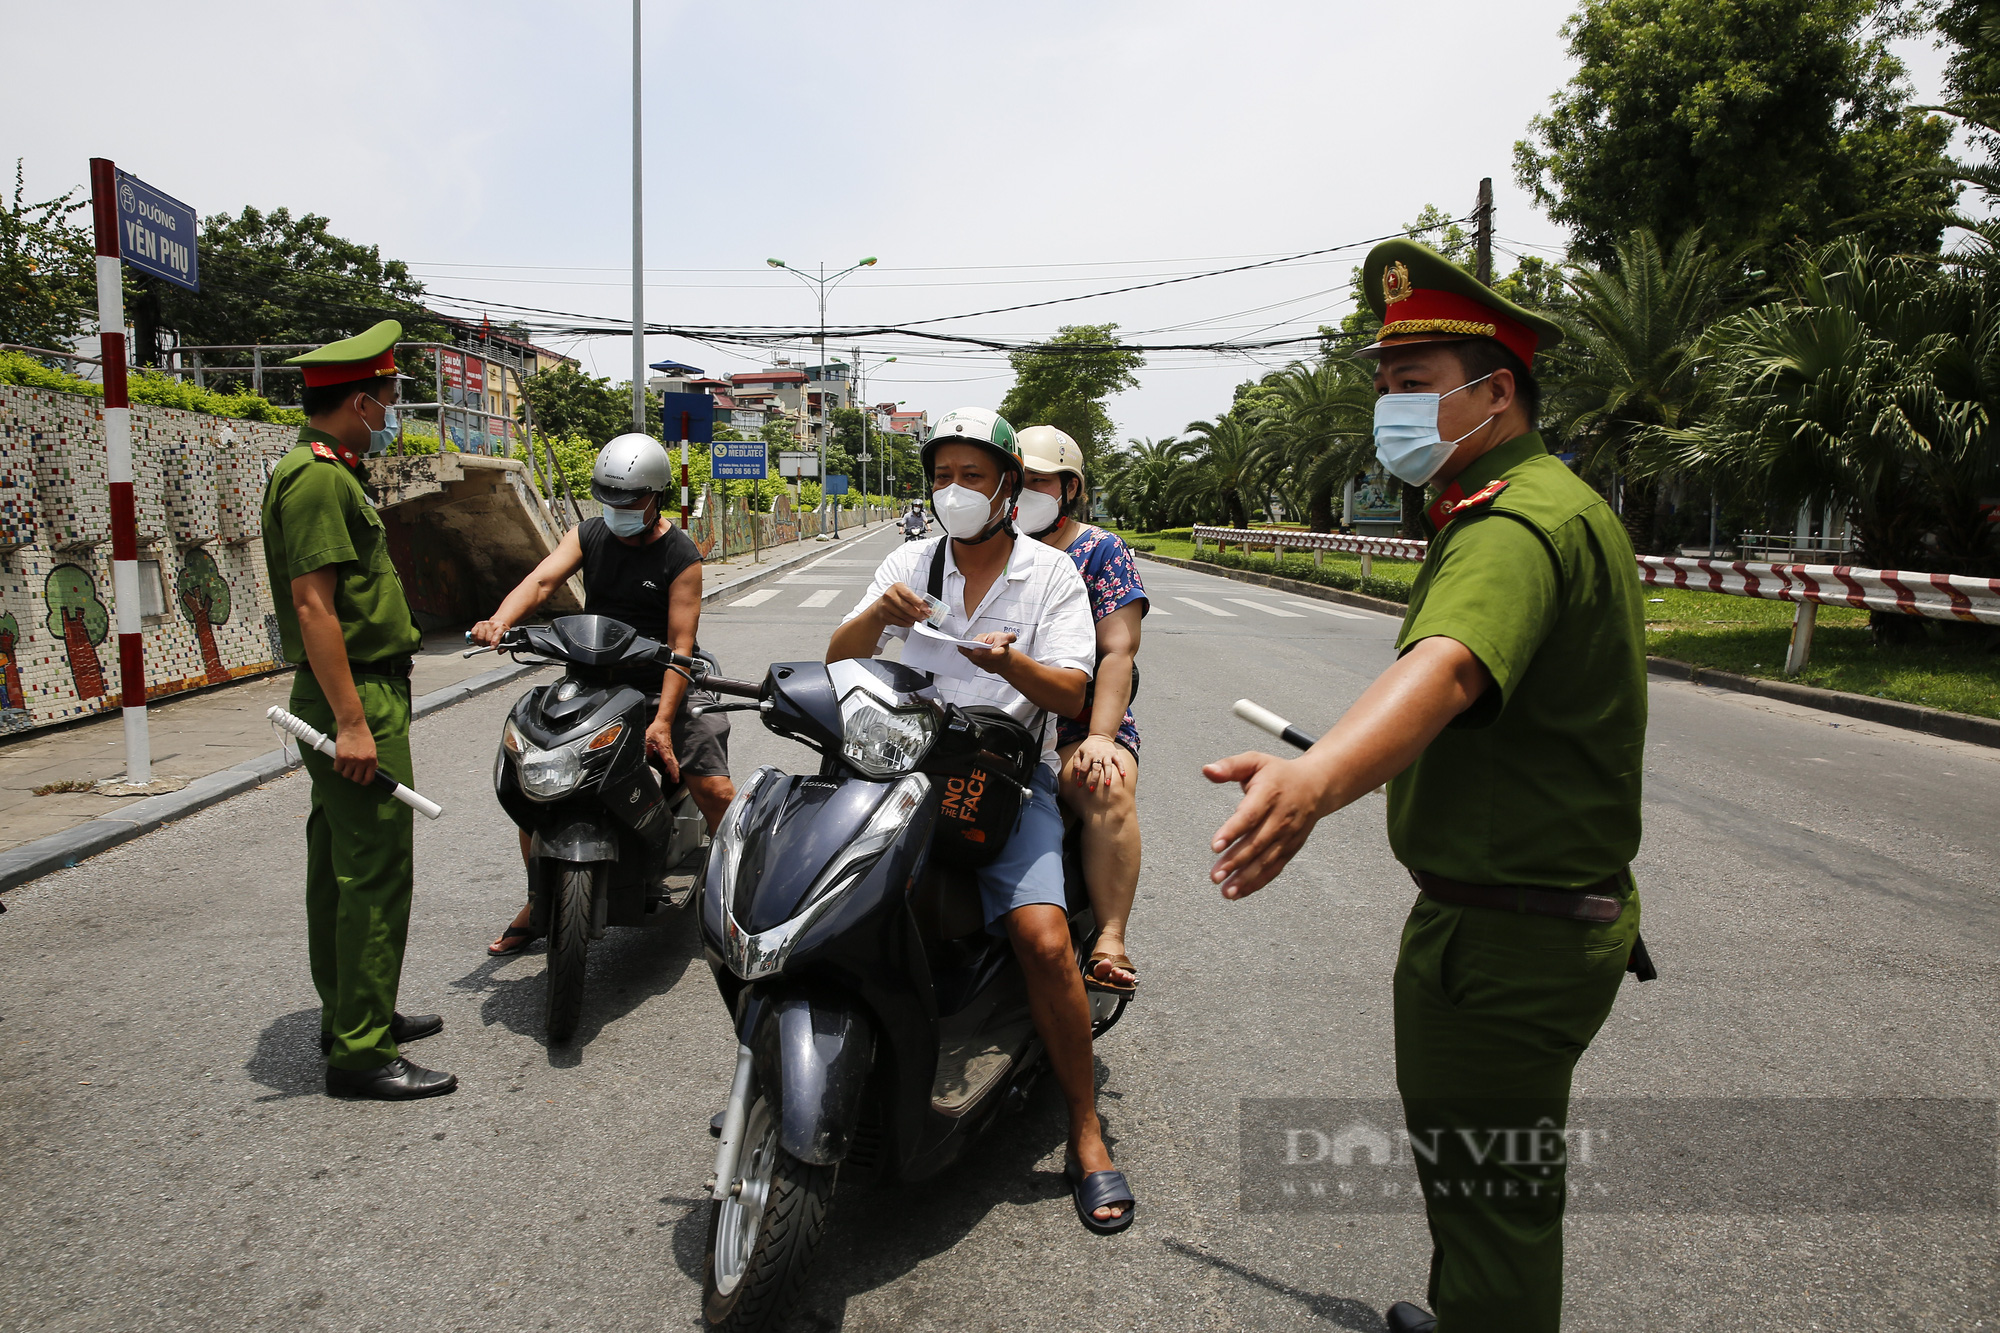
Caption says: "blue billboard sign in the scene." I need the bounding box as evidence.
[824,474,850,495]
[115,171,198,291]
[711,440,768,480]
[658,391,714,443]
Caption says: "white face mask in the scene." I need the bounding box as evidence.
[932,483,1002,540]
[1013,488,1062,537]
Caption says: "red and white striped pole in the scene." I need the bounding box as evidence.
[89,158,149,783]
[679,410,691,530]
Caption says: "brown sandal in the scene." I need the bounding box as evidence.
[1084,951,1138,996]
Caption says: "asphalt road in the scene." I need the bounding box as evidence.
[2,520,1995,1332]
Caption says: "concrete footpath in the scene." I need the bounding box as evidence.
[0,516,889,892]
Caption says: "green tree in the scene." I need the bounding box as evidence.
[997,323,1145,469]
[1252,358,1379,531]
[1644,238,2000,578]
[1543,227,1751,551]
[150,205,438,370]
[0,160,94,354]
[1182,412,1265,528]
[519,363,632,444]
[1104,436,1194,531]
[1515,0,1958,270]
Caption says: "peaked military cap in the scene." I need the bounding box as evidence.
[285,319,404,387]
[1356,240,1561,368]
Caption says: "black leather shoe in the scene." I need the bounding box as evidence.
[1386,1302,1437,1333]
[318,1012,444,1056]
[325,1057,458,1100]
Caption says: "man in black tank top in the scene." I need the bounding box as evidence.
[470,433,735,955]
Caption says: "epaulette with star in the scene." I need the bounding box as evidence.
[309,439,366,472]
[1426,477,1510,533]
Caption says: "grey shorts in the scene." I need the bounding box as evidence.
[669,689,731,778]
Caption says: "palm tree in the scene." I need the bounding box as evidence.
[1104,436,1193,532]
[1251,357,1377,530]
[1545,227,1750,552]
[1649,238,2000,576]
[1181,413,1265,528]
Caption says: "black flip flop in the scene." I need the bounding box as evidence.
[487,925,542,957]
[1065,1158,1136,1235]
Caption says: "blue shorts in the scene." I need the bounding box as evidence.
[975,766,1067,932]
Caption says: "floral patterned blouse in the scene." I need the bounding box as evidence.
[1054,524,1148,753]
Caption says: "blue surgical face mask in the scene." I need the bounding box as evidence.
[362,395,399,456]
[1371,372,1496,487]
[603,500,653,537]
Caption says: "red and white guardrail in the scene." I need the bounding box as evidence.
[1188,526,2000,674]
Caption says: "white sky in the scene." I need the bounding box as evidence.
[2,0,1958,444]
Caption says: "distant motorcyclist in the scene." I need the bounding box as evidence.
[470,433,736,955]
[902,503,928,539]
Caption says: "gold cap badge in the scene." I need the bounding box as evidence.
[1382,260,1412,307]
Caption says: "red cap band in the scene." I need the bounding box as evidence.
[1380,288,1538,368]
[300,348,399,387]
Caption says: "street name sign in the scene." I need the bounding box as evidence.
[778,452,820,478]
[115,171,198,290]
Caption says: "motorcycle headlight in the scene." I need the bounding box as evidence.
[838,689,936,777]
[518,740,584,799]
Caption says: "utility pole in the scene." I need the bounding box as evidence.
[1474,176,1494,287]
[629,0,645,432]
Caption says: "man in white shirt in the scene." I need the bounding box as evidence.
[829,408,1133,1233]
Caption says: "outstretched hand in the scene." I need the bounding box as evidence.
[1203,751,1332,900]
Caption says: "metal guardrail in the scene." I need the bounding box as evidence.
[1192,526,2000,677]
[1191,525,1427,579]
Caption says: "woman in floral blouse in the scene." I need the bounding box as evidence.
[1016,426,1145,995]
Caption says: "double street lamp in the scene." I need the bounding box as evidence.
[766,256,877,507]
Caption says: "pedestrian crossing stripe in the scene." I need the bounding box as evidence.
[1175,597,1235,617]
[798,589,841,608]
[730,589,780,608]
[1283,600,1370,620]
[1226,598,1304,618]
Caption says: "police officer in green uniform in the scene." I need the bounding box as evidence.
[261,319,455,1101]
[1204,241,1650,1332]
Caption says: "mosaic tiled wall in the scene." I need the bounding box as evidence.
[0,385,297,733]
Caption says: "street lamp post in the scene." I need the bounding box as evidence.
[850,346,896,501]
[766,256,876,531]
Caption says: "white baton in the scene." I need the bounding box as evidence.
[266,705,444,820]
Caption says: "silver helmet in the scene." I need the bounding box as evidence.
[590,432,672,506]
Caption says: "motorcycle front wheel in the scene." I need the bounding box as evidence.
[702,1092,835,1332]
[544,860,596,1043]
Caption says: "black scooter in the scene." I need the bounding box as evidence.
[469,616,713,1042]
[682,653,1124,1332]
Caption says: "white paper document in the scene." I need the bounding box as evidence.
[897,622,993,681]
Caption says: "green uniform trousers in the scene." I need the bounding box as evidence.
[1392,877,1639,1333]
[290,669,415,1071]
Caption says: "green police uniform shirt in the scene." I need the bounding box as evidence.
[1387,431,1646,887]
[260,427,423,667]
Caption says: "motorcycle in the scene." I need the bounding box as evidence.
[468,616,715,1042]
[901,514,929,541]
[680,652,1125,1332]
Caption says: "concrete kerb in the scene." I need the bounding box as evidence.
[1644,656,2000,749]
[1137,547,2000,751]
[0,523,889,896]
[0,658,543,895]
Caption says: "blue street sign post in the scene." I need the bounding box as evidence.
[825,473,849,538]
[711,441,769,480]
[114,172,198,291]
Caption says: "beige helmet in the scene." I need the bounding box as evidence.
[1018,425,1084,482]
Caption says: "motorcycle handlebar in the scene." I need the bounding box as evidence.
[699,675,767,699]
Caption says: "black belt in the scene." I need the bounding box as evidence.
[1410,869,1626,923]
[305,655,414,681]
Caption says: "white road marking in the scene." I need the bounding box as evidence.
[729,589,781,608]
[1148,607,1172,615]
[1175,597,1236,617]
[1226,598,1304,618]
[799,589,841,608]
[1283,600,1370,620]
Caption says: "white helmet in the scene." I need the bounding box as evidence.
[1017,425,1085,481]
[591,432,671,506]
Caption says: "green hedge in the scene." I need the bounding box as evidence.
[0,351,305,424]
